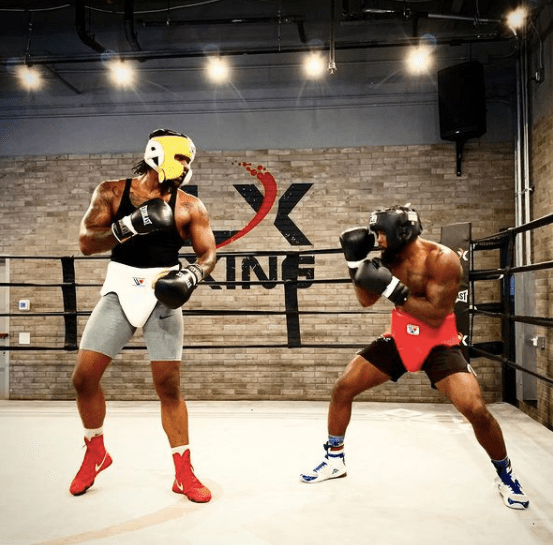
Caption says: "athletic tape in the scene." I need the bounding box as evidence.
[382,276,400,299]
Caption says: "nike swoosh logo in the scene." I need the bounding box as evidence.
[95,453,108,472]
[175,481,184,492]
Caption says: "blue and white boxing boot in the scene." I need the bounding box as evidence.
[300,442,347,483]
[492,458,529,510]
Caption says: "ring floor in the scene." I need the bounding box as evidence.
[1,400,552,545]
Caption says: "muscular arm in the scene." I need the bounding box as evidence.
[79,182,120,255]
[177,197,217,278]
[400,249,461,328]
[354,284,381,307]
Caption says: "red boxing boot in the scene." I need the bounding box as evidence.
[69,435,113,496]
[172,450,212,503]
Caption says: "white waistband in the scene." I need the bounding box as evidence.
[100,261,179,327]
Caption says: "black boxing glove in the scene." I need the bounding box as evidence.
[354,258,409,306]
[154,265,204,309]
[339,227,376,279]
[111,198,173,243]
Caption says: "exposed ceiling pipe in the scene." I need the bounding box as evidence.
[140,14,308,43]
[124,0,142,52]
[362,8,501,25]
[5,35,511,66]
[75,0,106,54]
[139,16,304,27]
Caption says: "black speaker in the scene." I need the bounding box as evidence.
[438,61,486,141]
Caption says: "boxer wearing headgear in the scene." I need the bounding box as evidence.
[368,204,422,264]
[70,128,217,503]
[301,204,529,510]
[143,128,196,185]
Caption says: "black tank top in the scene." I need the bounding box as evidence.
[111,179,183,268]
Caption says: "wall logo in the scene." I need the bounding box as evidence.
[185,161,314,290]
[186,162,312,248]
[216,163,279,248]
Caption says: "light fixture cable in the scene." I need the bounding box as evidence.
[328,0,337,74]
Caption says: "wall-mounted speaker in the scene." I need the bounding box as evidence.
[438,61,486,142]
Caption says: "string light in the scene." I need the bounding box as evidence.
[303,52,326,79]
[406,45,433,74]
[506,6,528,33]
[16,64,42,90]
[107,59,136,87]
[9,6,530,91]
[206,56,231,84]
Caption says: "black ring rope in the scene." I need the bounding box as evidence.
[0,309,389,318]
[0,278,351,288]
[472,211,553,243]
[469,211,553,391]
[0,247,344,261]
[470,347,553,387]
[3,343,368,352]
[2,233,553,390]
[0,248,386,352]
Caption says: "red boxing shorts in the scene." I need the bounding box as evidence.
[385,309,460,372]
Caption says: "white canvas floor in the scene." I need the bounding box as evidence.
[1,400,552,545]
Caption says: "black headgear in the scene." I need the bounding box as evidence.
[148,128,188,140]
[369,205,423,253]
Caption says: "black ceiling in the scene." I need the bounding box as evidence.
[0,1,535,104]
[0,1,522,62]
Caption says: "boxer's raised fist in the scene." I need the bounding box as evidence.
[354,258,409,306]
[339,227,376,279]
[154,265,203,309]
[111,198,173,242]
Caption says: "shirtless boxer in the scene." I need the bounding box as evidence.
[300,205,529,510]
[70,129,217,503]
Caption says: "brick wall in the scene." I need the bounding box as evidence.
[523,109,553,428]
[0,142,515,402]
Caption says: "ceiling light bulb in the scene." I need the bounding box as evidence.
[507,7,528,31]
[206,57,230,84]
[303,52,326,79]
[406,46,432,74]
[108,60,135,87]
[16,65,42,90]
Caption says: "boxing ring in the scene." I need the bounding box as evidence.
[0,247,365,353]
[1,220,553,544]
[468,213,553,406]
[2,217,553,399]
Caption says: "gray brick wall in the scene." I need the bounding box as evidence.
[0,142,515,402]
[522,110,553,428]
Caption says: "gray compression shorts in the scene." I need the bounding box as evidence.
[80,292,184,361]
